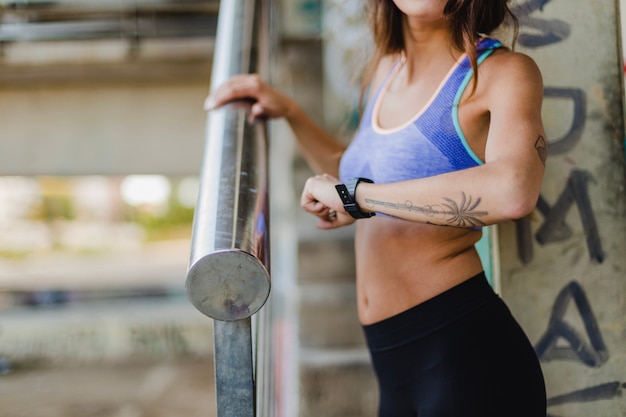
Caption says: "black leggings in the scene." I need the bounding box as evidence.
[363,272,546,417]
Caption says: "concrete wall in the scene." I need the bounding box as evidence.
[0,81,208,176]
[499,1,626,416]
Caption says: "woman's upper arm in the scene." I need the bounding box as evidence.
[484,52,547,199]
[479,52,547,213]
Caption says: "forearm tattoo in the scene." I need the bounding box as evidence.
[535,135,547,166]
[365,192,488,227]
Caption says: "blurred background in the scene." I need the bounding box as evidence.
[0,1,220,416]
[1,1,626,417]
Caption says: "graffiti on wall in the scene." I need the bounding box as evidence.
[535,281,625,417]
[511,1,606,265]
[514,0,571,47]
[535,282,608,368]
[511,1,624,416]
[515,168,605,264]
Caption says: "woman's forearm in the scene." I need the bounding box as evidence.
[354,161,543,228]
[284,104,347,176]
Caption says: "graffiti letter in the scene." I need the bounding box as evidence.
[547,382,626,407]
[515,169,604,264]
[515,216,535,264]
[543,87,587,155]
[535,281,608,367]
[513,0,571,47]
[536,169,604,263]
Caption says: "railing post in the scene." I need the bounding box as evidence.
[213,319,255,417]
[185,1,270,416]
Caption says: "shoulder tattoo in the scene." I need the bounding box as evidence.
[535,135,547,166]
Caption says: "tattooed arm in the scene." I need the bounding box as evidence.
[301,51,546,229]
[350,52,546,227]
[355,154,543,228]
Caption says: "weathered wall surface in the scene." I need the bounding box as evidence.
[0,82,208,176]
[499,1,626,416]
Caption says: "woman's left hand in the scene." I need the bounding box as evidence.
[300,174,355,229]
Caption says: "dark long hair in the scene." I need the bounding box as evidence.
[361,0,518,107]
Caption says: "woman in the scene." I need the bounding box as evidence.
[206,1,547,415]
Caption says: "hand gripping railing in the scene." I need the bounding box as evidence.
[186,1,271,416]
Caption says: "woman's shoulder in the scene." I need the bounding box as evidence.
[476,46,544,113]
[481,47,544,91]
[484,47,542,79]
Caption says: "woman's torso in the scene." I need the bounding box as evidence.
[339,38,502,325]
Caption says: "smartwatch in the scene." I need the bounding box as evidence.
[335,177,375,219]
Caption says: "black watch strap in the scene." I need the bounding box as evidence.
[335,177,375,219]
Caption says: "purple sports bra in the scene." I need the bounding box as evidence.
[339,37,502,186]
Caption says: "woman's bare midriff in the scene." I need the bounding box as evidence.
[355,216,485,325]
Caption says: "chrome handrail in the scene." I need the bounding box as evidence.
[185,1,270,416]
[187,0,269,325]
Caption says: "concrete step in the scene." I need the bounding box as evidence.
[298,212,356,284]
[299,282,364,349]
[297,235,356,285]
[298,348,377,417]
[295,200,373,415]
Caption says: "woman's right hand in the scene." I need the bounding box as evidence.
[204,74,296,122]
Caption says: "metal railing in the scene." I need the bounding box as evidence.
[185,1,272,416]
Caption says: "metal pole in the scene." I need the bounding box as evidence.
[186,0,269,323]
[213,318,255,417]
[185,1,269,416]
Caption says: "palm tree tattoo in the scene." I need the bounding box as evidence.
[365,192,488,227]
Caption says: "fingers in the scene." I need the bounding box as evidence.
[300,175,342,211]
[300,175,356,229]
[204,74,295,123]
[248,102,268,123]
[204,74,264,110]
[316,210,355,229]
[302,198,328,217]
